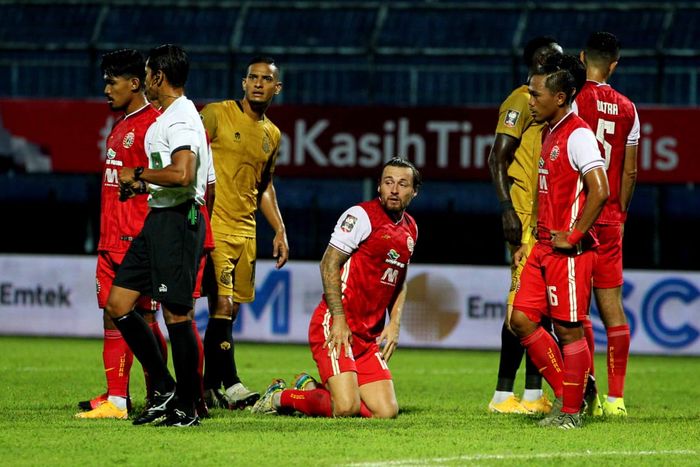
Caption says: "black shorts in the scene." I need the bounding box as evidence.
[114,200,205,310]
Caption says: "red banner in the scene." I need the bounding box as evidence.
[0,99,693,183]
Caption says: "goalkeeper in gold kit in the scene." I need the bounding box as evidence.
[199,57,289,409]
[486,37,562,414]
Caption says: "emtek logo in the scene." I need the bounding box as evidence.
[234,270,290,334]
[1,283,71,307]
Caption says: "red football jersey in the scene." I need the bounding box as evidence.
[321,198,418,345]
[538,112,605,248]
[574,80,640,224]
[97,104,159,253]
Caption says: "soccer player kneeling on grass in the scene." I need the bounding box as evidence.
[252,158,420,418]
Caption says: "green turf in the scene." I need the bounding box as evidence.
[0,336,699,466]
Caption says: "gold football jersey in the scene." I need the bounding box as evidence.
[200,100,281,236]
[495,85,543,217]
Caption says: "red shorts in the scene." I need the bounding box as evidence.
[193,204,215,299]
[592,223,623,289]
[308,305,392,386]
[513,242,596,323]
[96,251,158,311]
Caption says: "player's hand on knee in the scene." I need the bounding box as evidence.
[324,314,353,359]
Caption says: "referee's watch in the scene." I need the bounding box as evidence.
[134,166,145,181]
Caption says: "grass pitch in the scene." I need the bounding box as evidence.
[0,336,699,466]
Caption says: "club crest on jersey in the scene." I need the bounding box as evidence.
[550,145,560,161]
[262,134,271,153]
[234,131,241,142]
[107,148,117,160]
[407,236,415,253]
[340,214,357,233]
[122,131,135,149]
[504,109,520,128]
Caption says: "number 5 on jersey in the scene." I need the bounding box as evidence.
[595,118,616,169]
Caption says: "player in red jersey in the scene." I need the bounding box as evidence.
[251,158,420,418]
[574,32,639,417]
[509,55,610,429]
[76,49,166,420]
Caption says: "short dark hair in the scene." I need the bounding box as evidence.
[523,36,559,68]
[585,31,621,65]
[101,49,145,86]
[147,44,189,88]
[246,55,280,79]
[539,54,587,105]
[381,157,422,191]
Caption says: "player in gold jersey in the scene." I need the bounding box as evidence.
[486,37,562,414]
[199,57,289,409]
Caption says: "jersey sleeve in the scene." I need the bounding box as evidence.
[495,91,531,140]
[207,146,216,184]
[329,205,371,254]
[627,105,640,146]
[166,121,201,156]
[199,104,218,142]
[568,127,605,175]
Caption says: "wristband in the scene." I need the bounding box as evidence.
[500,200,514,211]
[137,180,148,194]
[566,228,585,245]
[134,166,144,181]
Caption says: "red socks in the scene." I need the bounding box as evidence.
[583,319,595,376]
[520,327,564,398]
[606,324,630,398]
[281,389,332,417]
[279,388,374,418]
[103,329,133,398]
[561,339,591,414]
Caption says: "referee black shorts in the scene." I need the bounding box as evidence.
[114,199,205,310]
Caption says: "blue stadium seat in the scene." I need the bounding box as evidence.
[0,4,99,44]
[242,7,377,48]
[664,9,700,50]
[522,9,666,50]
[378,8,520,48]
[98,6,240,46]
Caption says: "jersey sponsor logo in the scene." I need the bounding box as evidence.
[407,236,415,253]
[385,249,406,268]
[381,267,400,285]
[504,109,520,128]
[550,145,560,161]
[122,131,135,148]
[107,148,117,160]
[104,167,119,185]
[262,134,271,154]
[340,214,357,232]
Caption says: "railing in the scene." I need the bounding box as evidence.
[1,1,699,104]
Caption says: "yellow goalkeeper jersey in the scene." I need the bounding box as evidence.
[200,100,281,236]
[495,84,544,216]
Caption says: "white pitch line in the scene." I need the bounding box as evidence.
[345,449,697,466]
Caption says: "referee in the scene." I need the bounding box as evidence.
[106,44,210,427]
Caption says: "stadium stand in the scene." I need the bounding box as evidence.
[0,0,698,269]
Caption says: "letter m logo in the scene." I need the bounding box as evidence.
[381,267,399,285]
[234,270,290,334]
[105,167,119,184]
